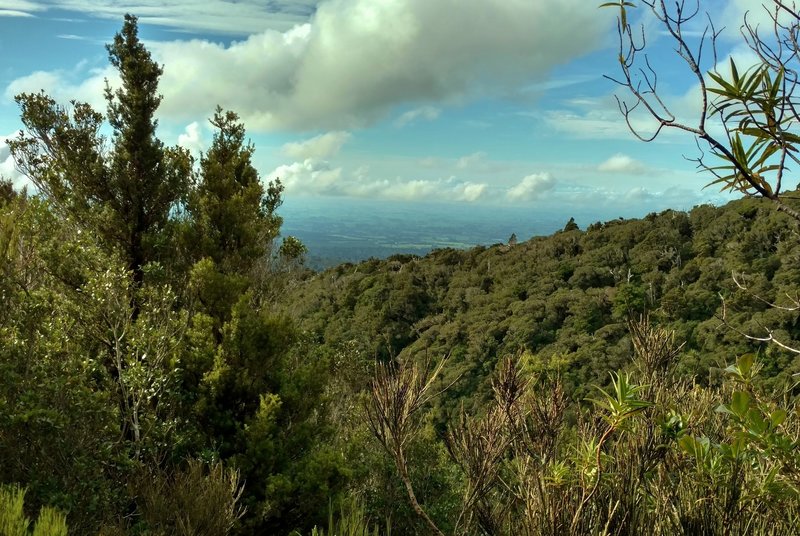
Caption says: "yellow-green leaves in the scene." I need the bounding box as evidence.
[588,371,651,428]
[599,1,637,29]
[724,353,760,385]
[0,486,68,536]
[706,58,797,198]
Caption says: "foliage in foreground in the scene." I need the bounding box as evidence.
[0,486,68,536]
[293,499,390,536]
[0,14,335,536]
[369,318,800,535]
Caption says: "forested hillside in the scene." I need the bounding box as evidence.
[284,198,800,408]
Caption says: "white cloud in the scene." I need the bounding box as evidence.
[56,34,90,41]
[720,0,784,38]
[281,131,351,159]
[455,181,487,202]
[267,158,489,202]
[544,65,720,143]
[542,95,675,141]
[177,121,207,156]
[597,154,650,175]
[394,106,440,127]
[0,9,34,17]
[507,172,556,202]
[618,185,726,208]
[5,65,117,111]
[17,0,318,34]
[0,1,43,17]
[7,0,610,131]
[270,158,343,194]
[354,177,488,202]
[624,187,656,202]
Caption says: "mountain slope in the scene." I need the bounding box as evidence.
[281,197,800,414]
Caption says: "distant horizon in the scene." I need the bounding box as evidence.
[278,190,738,268]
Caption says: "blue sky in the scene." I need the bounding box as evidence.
[0,1,768,221]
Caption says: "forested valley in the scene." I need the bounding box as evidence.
[2,8,800,536]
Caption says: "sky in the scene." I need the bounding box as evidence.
[0,0,775,232]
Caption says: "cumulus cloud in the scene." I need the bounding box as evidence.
[267,158,488,202]
[506,172,556,202]
[0,140,12,174]
[454,181,487,202]
[5,65,117,111]
[597,154,650,175]
[394,106,440,127]
[281,131,351,159]
[7,0,610,131]
[270,158,343,194]
[355,177,488,202]
[177,121,208,156]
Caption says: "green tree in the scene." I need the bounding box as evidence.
[563,217,579,232]
[603,0,800,355]
[0,199,128,532]
[188,108,283,276]
[185,108,290,331]
[9,14,192,287]
[279,235,308,265]
[0,178,15,206]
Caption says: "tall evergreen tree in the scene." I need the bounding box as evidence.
[188,107,283,276]
[9,14,192,286]
[185,108,286,328]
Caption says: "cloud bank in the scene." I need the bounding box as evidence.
[268,157,490,203]
[6,0,610,132]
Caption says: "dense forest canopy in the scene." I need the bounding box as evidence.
[1,3,800,535]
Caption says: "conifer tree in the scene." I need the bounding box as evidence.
[185,108,287,328]
[189,107,283,276]
[9,14,192,286]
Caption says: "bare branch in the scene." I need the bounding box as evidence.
[717,289,800,355]
[366,357,448,536]
[605,0,800,222]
